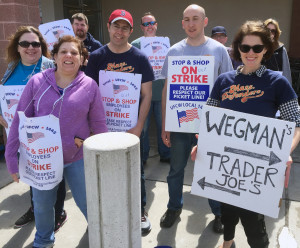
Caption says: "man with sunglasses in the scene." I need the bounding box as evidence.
[160,4,233,232]
[85,9,153,236]
[71,13,102,71]
[131,12,170,166]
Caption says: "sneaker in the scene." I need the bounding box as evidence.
[141,211,151,236]
[15,207,35,228]
[160,157,170,163]
[54,210,67,233]
[213,216,224,233]
[160,208,182,228]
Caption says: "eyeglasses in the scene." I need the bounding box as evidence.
[18,41,41,48]
[239,44,265,53]
[111,23,131,32]
[268,28,276,35]
[141,21,156,27]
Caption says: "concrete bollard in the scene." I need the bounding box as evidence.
[83,132,141,248]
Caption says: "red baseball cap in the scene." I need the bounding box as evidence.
[108,9,133,27]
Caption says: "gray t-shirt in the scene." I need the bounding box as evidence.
[161,37,233,82]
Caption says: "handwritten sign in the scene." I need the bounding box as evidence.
[140,37,170,80]
[99,70,141,132]
[165,56,214,133]
[18,112,63,190]
[191,105,295,218]
[39,19,75,51]
[0,85,25,136]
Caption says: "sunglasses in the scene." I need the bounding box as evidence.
[268,28,276,35]
[18,41,41,48]
[239,44,265,53]
[141,21,156,27]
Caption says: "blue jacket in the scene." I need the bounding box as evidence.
[83,32,102,53]
[1,56,54,85]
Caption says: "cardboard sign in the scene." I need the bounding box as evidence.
[191,105,295,218]
[165,56,215,133]
[99,70,141,132]
[18,112,64,190]
[39,19,75,51]
[0,85,25,136]
[140,37,170,80]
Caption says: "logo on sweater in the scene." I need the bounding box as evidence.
[222,84,264,103]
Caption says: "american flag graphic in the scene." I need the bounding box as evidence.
[152,45,162,53]
[177,108,199,125]
[27,132,45,143]
[53,29,64,38]
[113,84,128,94]
[6,99,19,109]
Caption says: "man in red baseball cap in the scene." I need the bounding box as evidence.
[86,9,153,236]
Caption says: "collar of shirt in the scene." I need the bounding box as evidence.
[236,65,266,77]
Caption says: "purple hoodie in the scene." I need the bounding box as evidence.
[5,68,108,174]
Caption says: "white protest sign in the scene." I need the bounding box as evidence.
[0,85,25,136]
[191,105,295,218]
[39,19,75,51]
[99,70,141,132]
[18,112,64,190]
[140,37,170,80]
[166,56,214,133]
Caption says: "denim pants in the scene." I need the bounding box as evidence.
[142,101,170,162]
[32,159,87,248]
[167,132,221,216]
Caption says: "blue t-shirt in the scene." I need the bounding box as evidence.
[4,58,42,85]
[85,45,154,84]
[210,69,297,118]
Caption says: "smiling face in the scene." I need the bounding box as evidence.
[239,35,267,73]
[141,15,157,37]
[54,42,83,76]
[18,32,42,66]
[182,6,208,40]
[107,20,133,50]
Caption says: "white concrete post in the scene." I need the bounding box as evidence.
[83,132,141,248]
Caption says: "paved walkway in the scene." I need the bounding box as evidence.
[0,138,299,247]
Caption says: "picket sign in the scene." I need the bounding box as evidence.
[191,105,295,218]
[18,112,63,190]
[165,56,214,133]
[0,85,25,136]
[99,70,141,132]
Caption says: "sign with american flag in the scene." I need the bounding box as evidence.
[18,112,63,190]
[140,37,170,80]
[165,56,214,133]
[0,85,25,136]
[39,19,75,51]
[99,70,141,132]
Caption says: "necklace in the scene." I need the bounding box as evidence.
[22,60,39,82]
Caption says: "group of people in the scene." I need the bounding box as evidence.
[1,3,299,248]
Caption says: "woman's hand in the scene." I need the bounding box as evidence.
[0,115,8,128]
[285,155,292,188]
[74,137,84,148]
[11,173,19,183]
[191,134,199,161]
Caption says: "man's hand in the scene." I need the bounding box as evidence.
[191,134,199,161]
[127,126,143,138]
[161,130,171,147]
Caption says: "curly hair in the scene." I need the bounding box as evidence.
[51,35,88,67]
[232,20,275,62]
[6,26,50,63]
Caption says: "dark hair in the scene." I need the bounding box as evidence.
[264,18,282,47]
[141,12,156,24]
[71,13,88,25]
[6,26,50,63]
[232,20,274,62]
[51,35,89,67]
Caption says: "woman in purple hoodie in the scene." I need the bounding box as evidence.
[5,35,107,248]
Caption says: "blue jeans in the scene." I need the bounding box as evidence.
[143,101,170,161]
[167,132,221,216]
[32,159,87,248]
